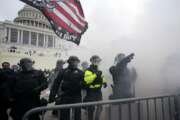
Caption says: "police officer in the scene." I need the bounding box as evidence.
[11,58,48,120]
[49,56,84,120]
[49,60,65,89]
[109,53,135,99]
[49,59,65,116]
[0,62,14,120]
[83,55,107,120]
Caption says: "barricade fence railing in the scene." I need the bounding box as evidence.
[22,94,180,120]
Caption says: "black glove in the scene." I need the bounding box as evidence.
[40,98,48,106]
[48,96,55,103]
[103,83,107,88]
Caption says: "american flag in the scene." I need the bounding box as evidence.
[20,0,88,45]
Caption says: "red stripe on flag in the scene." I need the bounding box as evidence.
[43,9,80,35]
[63,1,87,25]
[54,2,84,31]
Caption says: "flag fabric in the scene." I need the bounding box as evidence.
[20,0,88,45]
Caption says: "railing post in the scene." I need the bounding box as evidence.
[161,98,165,120]
[41,110,46,120]
[168,97,172,120]
[137,101,141,120]
[174,95,180,120]
[146,100,149,120]
[154,98,157,120]
[58,109,61,120]
[108,105,111,120]
[70,108,73,120]
[128,103,132,120]
[119,104,122,120]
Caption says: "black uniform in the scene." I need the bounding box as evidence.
[0,68,15,120]
[49,66,84,120]
[11,69,48,120]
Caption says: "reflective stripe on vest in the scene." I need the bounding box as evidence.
[89,84,101,89]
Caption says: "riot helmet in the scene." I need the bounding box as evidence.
[67,56,80,68]
[90,55,102,66]
[19,58,34,71]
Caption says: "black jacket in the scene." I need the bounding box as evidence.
[12,70,48,101]
[10,69,48,119]
[49,66,83,101]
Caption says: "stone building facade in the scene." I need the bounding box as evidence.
[0,5,64,49]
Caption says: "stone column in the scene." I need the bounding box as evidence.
[17,29,20,44]
[5,27,8,43]
[29,31,31,46]
[21,30,23,44]
[36,33,39,47]
[33,21,35,27]
[8,28,11,43]
[37,22,39,27]
[54,37,56,48]
[52,36,54,48]
[32,21,34,27]
[46,35,48,48]
[43,34,46,48]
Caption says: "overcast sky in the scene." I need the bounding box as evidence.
[1,0,180,95]
[0,0,180,51]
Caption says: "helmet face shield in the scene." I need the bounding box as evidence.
[93,61,101,66]
[69,60,80,68]
[91,57,101,66]
[19,58,34,71]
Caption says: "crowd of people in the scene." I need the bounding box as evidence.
[0,53,137,120]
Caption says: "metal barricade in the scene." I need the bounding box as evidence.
[22,95,180,120]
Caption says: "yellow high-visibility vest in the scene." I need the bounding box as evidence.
[84,70,97,85]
